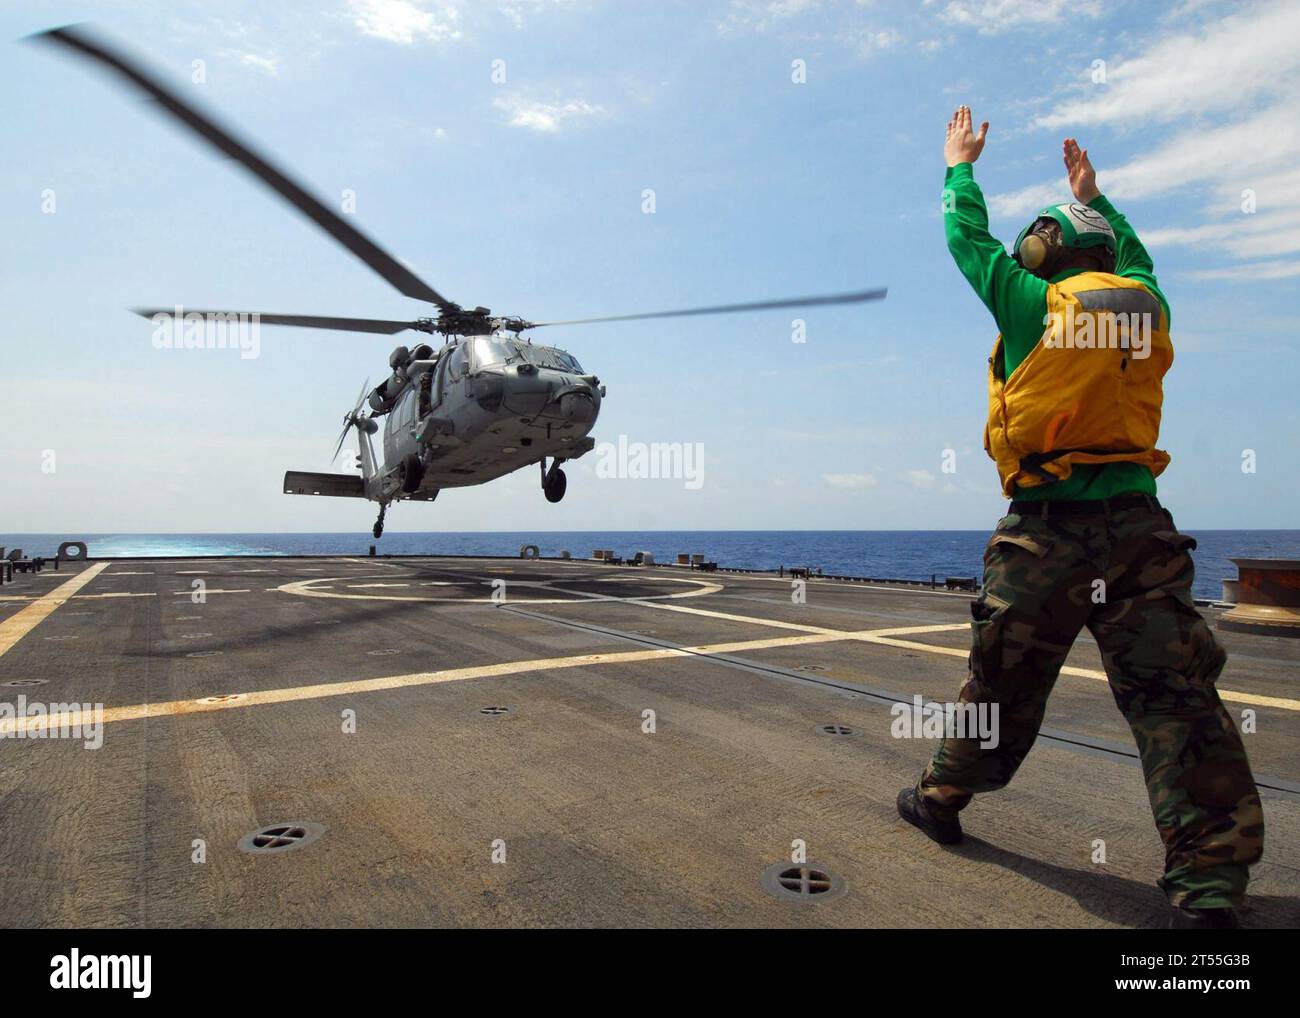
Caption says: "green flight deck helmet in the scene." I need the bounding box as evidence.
[1013,202,1116,274]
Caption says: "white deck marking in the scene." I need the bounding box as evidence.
[277,573,722,604]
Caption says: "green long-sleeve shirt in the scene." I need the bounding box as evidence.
[943,161,1169,501]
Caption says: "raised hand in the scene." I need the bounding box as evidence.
[945,105,989,167]
[1063,137,1100,203]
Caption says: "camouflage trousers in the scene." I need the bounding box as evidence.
[918,502,1264,909]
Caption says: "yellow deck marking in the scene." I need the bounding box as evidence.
[589,583,1300,713]
[2,612,1295,736]
[5,571,1293,735]
[4,624,930,736]
[853,633,1295,711]
[0,563,108,660]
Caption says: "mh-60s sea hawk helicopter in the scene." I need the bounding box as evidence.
[37,25,887,539]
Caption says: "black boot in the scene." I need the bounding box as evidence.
[897,787,963,845]
[1168,906,1240,929]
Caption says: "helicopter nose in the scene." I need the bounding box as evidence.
[559,389,596,423]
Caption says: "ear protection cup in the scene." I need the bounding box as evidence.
[1018,232,1048,270]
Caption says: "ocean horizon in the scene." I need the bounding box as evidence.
[6,529,1298,602]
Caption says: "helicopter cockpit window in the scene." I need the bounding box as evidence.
[519,345,583,373]
[447,343,468,381]
[472,336,519,369]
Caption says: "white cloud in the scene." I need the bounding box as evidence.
[823,472,877,489]
[907,469,937,490]
[1191,260,1300,282]
[348,0,462,45]
[494,95,608,133]
[986,0,1300,279]
[720,0,902,56]
[719,0,821,35]
[1032,1,1300,130]
[225,50,279,76]
[498,1,576,29]
[933,0,1100,34]
[843,26,902,57]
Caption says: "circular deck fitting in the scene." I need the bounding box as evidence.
[478,705,512,716]
[760,861,847,904]
[57,541,88,562]
[2,679,48,687]
[816,723,858,737]
[794,664,827,672]
[196,693,248,705]
[237,821,325,855]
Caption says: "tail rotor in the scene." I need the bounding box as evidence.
[332,378,370,463]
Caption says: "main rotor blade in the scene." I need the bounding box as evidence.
[36,25,452,308]
[131,308,423,335]
[527,287,888,328]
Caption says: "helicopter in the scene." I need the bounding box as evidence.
[36,25,888,539]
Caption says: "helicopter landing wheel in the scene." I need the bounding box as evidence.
[543,467,567,504]
[398,453,425,494]
[373,503,387,539]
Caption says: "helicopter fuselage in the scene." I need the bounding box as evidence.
[365,332,601,501]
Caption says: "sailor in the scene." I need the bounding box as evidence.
[896,106,1263,929]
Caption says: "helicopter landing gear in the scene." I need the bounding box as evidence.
[541,457,567,504]
[373,502,387,539]
[398,453,426,494]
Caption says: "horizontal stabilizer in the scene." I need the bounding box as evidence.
[283,471,366,498]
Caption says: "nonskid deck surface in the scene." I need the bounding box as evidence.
[0,556,1296,928]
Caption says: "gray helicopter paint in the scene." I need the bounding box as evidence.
[361,334,601,499]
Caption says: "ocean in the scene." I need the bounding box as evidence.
[5,530,1298,602]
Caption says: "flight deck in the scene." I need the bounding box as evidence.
[1,555,1296,928]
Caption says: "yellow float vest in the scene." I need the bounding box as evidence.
[985,270,1173,497]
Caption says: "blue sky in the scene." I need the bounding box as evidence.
[2,0,1295,533]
